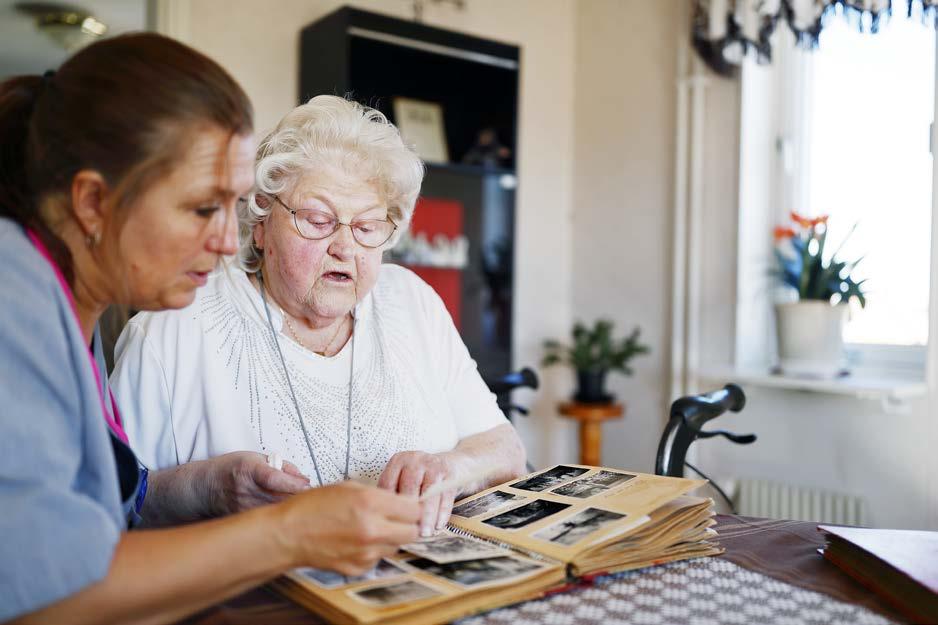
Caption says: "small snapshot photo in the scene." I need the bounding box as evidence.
[349,579,443,608]
[508,465,589,492]
[406,555,546,588]
[402,531,511,564]
[295,559,406,589]
[452,491,527,519]
[550,470,637,498]
[482,499,571,531]
[533,507,626,547]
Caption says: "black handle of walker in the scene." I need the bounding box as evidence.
[485,367,539,424]
[486,367,539,396]
[655,383,754,477]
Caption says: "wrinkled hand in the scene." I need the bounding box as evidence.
[207,451,310,516]
[281,481,421,576]
[377,451,459,537]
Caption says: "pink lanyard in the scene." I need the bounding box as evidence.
[26,229,129,444]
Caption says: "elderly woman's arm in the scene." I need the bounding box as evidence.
[444,423,527,492]
[140,451,310,527]
[111,321,313,526]
[376,271,529,536]
[378,423,526,536]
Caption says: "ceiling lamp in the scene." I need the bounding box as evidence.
[14,2,108,52]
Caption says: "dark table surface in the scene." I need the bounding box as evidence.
[178,514,905,625]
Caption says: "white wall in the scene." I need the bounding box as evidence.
[172,0,579,467]
[171,0,732,476]
[696,391,938,529]
[571,0,682,472]
[167,1,938,528]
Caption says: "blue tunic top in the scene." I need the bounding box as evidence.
[0,218,139,620]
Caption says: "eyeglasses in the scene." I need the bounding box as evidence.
[272,195,397,248]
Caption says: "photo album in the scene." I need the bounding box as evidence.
[273,464,722,625]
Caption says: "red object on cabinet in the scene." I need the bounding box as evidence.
[405,198,464,330]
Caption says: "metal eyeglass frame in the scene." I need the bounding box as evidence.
[271,194,397,248]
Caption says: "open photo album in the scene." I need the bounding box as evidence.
[272,464,723,625]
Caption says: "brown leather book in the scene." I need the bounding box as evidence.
[819,525,938,623]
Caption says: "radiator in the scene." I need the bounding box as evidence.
[733,479,868,526]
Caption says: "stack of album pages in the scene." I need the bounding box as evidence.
[273,464,722,625]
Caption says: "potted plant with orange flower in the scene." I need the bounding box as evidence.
[773,212,866,377]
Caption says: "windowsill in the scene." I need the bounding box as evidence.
[701,366,927,402]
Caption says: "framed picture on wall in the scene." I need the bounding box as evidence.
[392,97,449,163]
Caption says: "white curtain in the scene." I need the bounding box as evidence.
[693,0,937,75]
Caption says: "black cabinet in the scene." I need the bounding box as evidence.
[300,7,520,380]
[300,7,519,168]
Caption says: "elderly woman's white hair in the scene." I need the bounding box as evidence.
[238,95,425,272]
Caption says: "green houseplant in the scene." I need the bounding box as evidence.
[542,319,650,404]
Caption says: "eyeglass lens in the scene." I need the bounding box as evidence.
[293,209,394,247]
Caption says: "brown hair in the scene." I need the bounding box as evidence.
[0,32,253,285]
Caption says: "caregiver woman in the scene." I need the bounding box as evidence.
[0,34,419,624]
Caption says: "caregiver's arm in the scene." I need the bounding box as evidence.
[15,481,419,625]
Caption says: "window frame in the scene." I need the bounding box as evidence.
[748,28,936,377]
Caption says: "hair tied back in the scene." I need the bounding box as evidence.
[38,70,56,100]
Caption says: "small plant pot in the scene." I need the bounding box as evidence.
[775,301,847,378]
[574,369,614,404]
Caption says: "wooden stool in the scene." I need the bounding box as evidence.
[558,402,625,466]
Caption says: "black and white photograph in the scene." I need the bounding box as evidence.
[550,470,637,498]
[294,559,407,589]
[482,499,571,530]
[348,579,443,608]
[508,465,589,492]
[532,507,626,546]
[452,491,527,519]
[406,555,546,588]
[402,531,511,564]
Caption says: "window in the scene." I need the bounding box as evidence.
[762,5,935,371]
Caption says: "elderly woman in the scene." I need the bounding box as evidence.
[112,95,526,536]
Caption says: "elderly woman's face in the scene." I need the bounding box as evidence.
[255,165,387,319]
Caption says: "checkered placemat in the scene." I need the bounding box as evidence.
[459,558,899,625]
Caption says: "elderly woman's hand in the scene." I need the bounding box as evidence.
[377,450,460,537]
[208,451,311,516]
[141,451,311,527]
[375,425,527,537]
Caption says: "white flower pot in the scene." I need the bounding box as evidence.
[775,301,847,378]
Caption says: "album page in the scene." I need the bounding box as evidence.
[275,544,566,625]
[571,495,722,574]
[447,464,705,564]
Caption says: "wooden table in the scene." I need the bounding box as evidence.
[177,515,905,625]
[557,401,624,465]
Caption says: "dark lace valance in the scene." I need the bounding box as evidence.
[694,0,938,77]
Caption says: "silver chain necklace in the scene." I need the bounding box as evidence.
[257,271,353,486]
